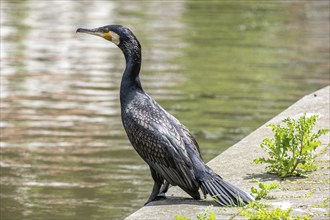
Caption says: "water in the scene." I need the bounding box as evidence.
[1,1,329,219]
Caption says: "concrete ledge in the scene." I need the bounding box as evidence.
[125,86,329,220]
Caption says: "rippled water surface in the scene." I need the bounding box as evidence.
[1,1,329,219]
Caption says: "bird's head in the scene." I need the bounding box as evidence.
[76,25,140,50]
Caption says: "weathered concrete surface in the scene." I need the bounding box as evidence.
[125,86,330,220]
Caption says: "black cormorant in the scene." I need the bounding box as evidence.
[76,25,254,206]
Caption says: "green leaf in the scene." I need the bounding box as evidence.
[208,212,216,220]
[258,182,265,189]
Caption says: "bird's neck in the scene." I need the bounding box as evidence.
[120,44,143,105]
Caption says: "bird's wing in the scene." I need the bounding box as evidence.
[165,112,203,159]
[123,97,200,190]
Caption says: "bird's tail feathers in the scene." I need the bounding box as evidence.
[200,174,254,206]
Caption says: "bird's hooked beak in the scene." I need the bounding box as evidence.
[76,27,120,45]
[76,27,112,40]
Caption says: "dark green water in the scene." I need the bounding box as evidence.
[1,1,329,219]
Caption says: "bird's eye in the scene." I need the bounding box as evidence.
[104,28,109,32]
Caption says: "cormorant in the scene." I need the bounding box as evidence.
[76,25,254,206]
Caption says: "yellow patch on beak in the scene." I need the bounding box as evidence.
[103,32,112,41]
[101,31,120,45]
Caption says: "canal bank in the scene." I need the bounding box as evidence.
[125,86,330,220]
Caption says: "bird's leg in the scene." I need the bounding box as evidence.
[145,180,162,205]
[145,167,165,205]
[157,181,170,198]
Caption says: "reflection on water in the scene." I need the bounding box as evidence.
[1,0,329,219]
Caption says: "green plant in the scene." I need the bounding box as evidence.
[176,216,191,220]
[176,205,216,220]
[250,181,279,200]
[254,114,329,177]
[312,197,330,208]
[239,201,312,220]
